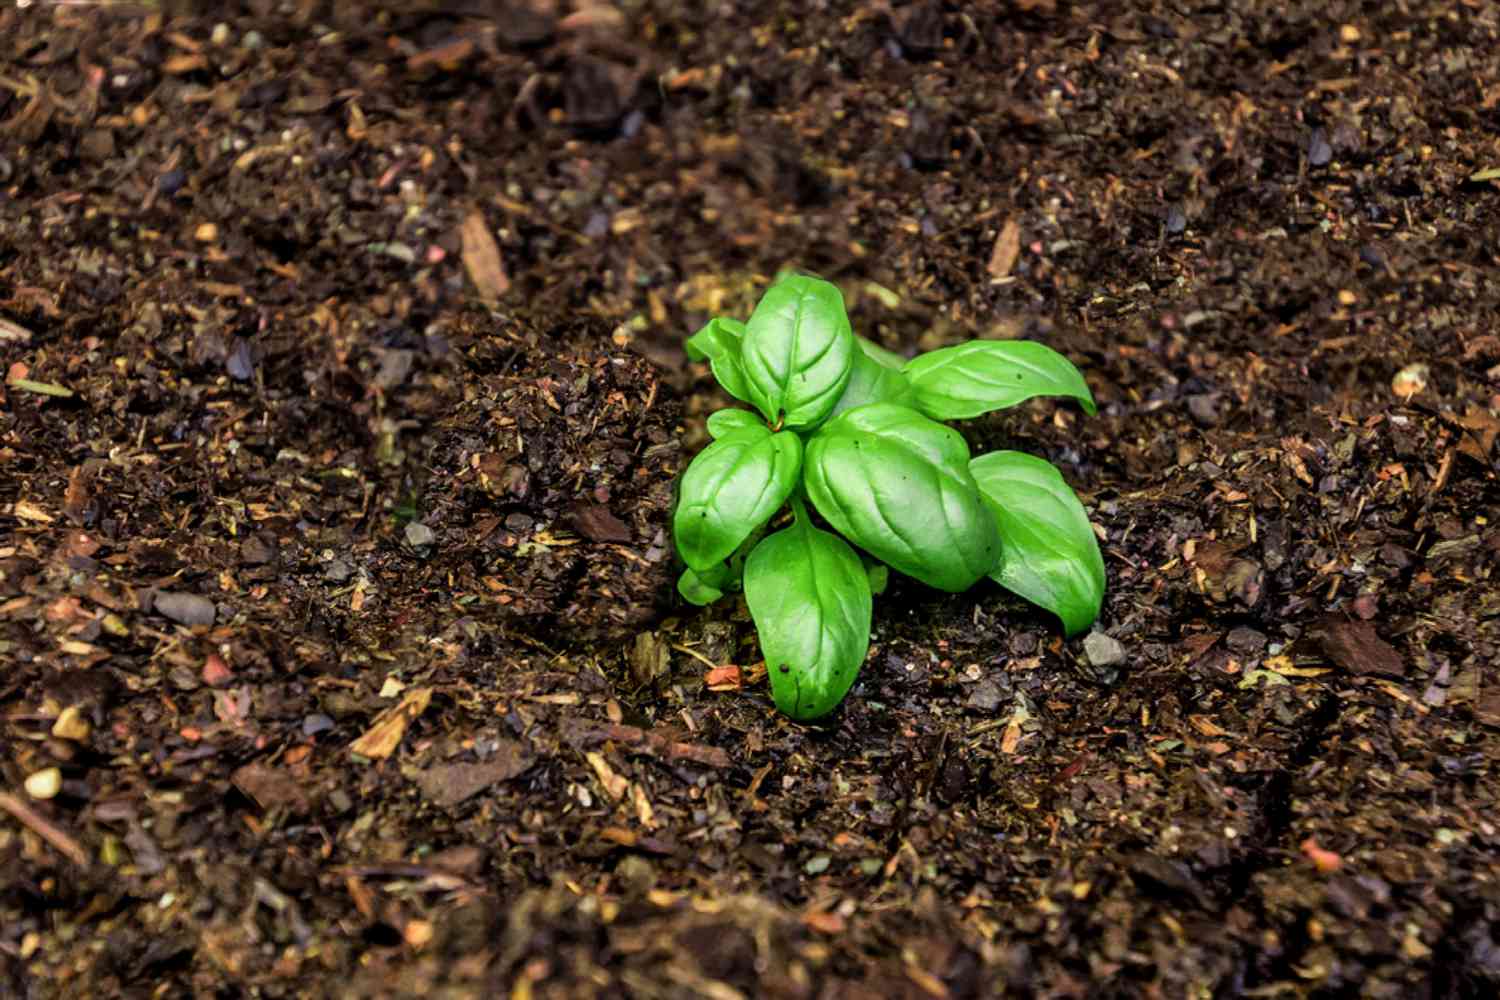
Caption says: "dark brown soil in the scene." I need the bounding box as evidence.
[4,2,1500,997]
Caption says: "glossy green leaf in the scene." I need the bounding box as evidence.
[902,340,1096,420]
[740,275,855,428]
[706,408,764,440]
[856,334,907,371]
[823,347,918,422]
[970,451,1105,636]
[685,317,752,402]
[744,505,871,721]
[804,403,1001,591]
[674,425,802,571]
[678,565,731,606]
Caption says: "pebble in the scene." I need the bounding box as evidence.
[154,591,217,626]
[51,705,92,742]
[25,767,62,800]
[967,679,1006,712]
[1308,128,1333,167]
[404,521,436,549]
[1226,627,1267,656]
[226,339,255,381]
[1084,632,1127,668]
[1165,204,1187,234]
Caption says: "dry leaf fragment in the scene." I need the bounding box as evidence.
[1309,617,1405,677]
[413,743,532,808]
[987,216,1022,280]
[461,209,510,304]
[350,687,433,759]
[704,664,743,690]
[14,500,55,523]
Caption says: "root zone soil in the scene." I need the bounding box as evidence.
[2,2,1499,996]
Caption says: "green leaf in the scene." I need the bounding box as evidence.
[804,403,1002,592]
[740,275,855,428]
[744,504,871,721]
[902,340,1096,420]
[674,425,802,571]
[706,408,764,440]
[970,451,1105,636]
[685,317,752,403]
[823,347,918,422]
[856,334,907,371]
[865,562,889,595]
[678,565,731,606]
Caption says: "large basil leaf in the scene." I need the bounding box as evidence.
[823,348,917,423]
[706,408,764,440]
[970,451,1105,636]
[674,426,802,571]
[740,275,855,428]
[744,509,871,721]
[902,340,1096,420]
[804,403,1001,592]
[685,317,752,403]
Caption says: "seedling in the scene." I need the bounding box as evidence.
[677,274,1104,720]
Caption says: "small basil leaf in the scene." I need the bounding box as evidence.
[744,512,871,721]
[865,562,889,595]
[706,408,764,440]
[902,340,1097,420]
[741,275,855,428]
[674,426,802,571]
[970,451,1105,636]
[824,348,918,422]
[804,403,1002,592]
[856,334,907,371]
[678,565,730,606]
[685,317,752,402]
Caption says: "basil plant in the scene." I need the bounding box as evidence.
[676,275,1104,721]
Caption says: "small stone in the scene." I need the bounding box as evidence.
[195,222,218,243]
[1225,627,1267,656]
[1186,393,1221,427]
[1083,632,1127,668]
[242,30,264,50]
[154,591,217,627]
[25,767,62,800]
[51,705,92,742]
[239,534,274,565]
[211,22,232,45]
[1308,128,1333,167]
[966,679,1006,712]
[226,338,255,381]
[201,653,234,687]
[404,521,436,549]
[324,557,353,582]
[1391,362,1428,399]
[302,713,335,736]
[1165,204,1187,234]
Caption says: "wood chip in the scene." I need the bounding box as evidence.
[586,751,629,801]
[460,208,510,304]
[350,687,433,759]
[0,791,89,867]
[987,216,1022,280]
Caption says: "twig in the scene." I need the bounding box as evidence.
[0,791,90,866]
